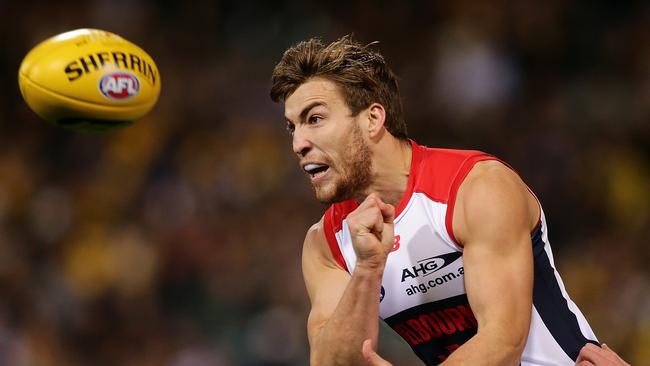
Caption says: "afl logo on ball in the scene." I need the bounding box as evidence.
[99,72,140,100]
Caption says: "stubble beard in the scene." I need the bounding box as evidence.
[313,123,373,204]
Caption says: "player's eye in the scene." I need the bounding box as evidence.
[286,122,295,135]
[308,115,321,124]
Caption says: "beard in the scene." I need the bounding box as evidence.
[313,123,372,204]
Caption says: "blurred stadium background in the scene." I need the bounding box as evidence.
[1,0,648,365]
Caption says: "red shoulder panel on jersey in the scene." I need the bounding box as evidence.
[323,200,358,272]
[410,143,491,203]
[444,154,500,247]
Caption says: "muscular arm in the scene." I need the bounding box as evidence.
[303,225,382,366]
[303,195,395,366]
[442,161,539,365]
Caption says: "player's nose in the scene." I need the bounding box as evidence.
[292,127,313,157]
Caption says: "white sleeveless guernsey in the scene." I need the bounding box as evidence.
[323,141,598,365]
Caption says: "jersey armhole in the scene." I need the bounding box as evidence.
[323,208,350,272]
[444,154,499,248]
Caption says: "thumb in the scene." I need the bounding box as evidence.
[378,200,395,223]
[362,339,393,366]
[377,201,395,250]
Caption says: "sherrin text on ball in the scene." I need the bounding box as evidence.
[18,28,161,131]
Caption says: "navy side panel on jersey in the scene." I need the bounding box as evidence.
[531,225,599,360]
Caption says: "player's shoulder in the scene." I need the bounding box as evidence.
[302,216,341,269]
[462,159,528,196]
[304,217,326,246]
[411,142,497,202]
[466,159,519,180]
[455,159,539,236]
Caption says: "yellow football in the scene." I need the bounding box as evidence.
[18,29,161,131]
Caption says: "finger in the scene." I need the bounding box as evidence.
[368,201,392,237]
[578,343,611,365]
[602,344,630,365]
[378,201,395,223]
[576,361,596,366]
[349,200,384,234]
[360,193,382,209]
[362,339,393,366]
[357,194,392,221]
[367,205,387,237]
[577,344,598,363]
[351,195,394,247]
[361,194,387,231]
[590,343,623,364]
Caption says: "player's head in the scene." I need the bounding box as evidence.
[270,35,407,141]
[270,36,407,204]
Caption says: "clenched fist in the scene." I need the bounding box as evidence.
[346,193,396,270]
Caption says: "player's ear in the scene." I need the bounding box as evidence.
[367,103,386,140]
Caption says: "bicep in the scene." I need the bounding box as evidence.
[454,161,538,343]
[302,224,351,345]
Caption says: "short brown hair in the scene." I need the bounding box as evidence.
[270,35,407,140]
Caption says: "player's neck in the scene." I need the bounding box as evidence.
[361,137,412,207]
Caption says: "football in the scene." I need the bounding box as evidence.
[18,29,161,131]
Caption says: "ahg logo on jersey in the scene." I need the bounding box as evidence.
[401,252,462,282]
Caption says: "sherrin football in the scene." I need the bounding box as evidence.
[18,29,161,131]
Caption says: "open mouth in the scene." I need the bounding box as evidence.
[303,163,330,179]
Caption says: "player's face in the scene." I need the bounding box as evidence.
[284,78,372,203]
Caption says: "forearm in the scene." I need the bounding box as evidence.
[311,264,384,366]
[441,327,526,366]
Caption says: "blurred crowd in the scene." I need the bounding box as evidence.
[0,0,648,365]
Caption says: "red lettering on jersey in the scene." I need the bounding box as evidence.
[434,310,457,335]
[444,308,471,331]
[391,235,401,252]
[394,323,423,346]
[407,319,431,343]
[457,304,478,327]
[418,313,443,338]
[390,304,478,347]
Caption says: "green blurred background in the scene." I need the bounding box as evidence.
[1,0,648,365]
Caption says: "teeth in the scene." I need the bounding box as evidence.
[304,163,326,173]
